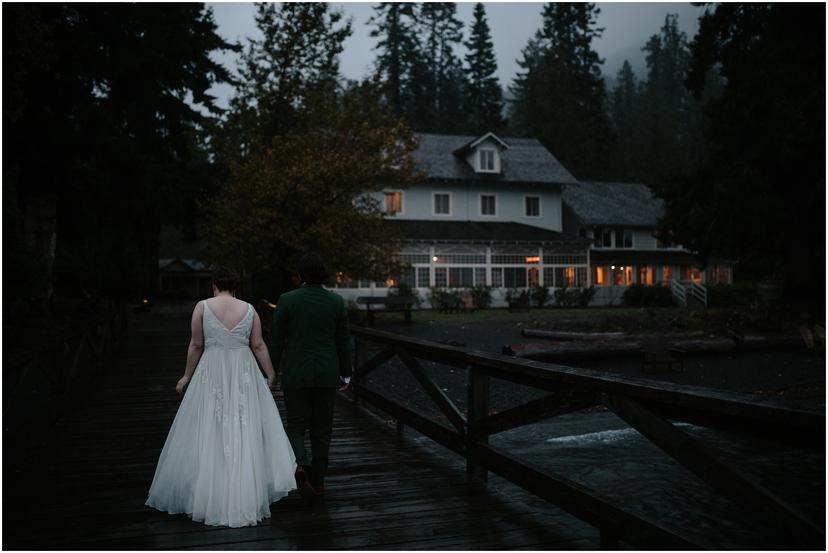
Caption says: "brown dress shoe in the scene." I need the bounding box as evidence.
[295,467,315,500]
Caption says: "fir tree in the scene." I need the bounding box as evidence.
[608,60,641,181]
[464,2,503,134]
[368,3,425,123]
[415,3,466,132]
[508,3,613,179]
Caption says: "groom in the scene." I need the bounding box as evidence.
[269,252,352,498]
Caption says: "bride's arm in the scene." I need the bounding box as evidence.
[250,311,277,390]
[177,301,205,394]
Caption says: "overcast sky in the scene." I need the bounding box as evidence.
[206,2,704,109]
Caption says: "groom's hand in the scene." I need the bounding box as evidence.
[338,383,349,393]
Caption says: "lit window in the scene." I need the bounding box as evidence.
[385,191,403,215]
[479,149,496,171]
[481,195,496,216]
[525,196,540,217]
[434,193,450,215]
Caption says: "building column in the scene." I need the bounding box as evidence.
[538,246,544,286]
[429,244,436,288]
[485,245,492,286]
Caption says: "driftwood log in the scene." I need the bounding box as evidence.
[521,329,706,341]
[509,334,805,362]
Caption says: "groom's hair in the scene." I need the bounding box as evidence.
[212,266,240,292]
[298,252,328,285]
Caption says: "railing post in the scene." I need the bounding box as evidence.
[466,364,489,481]
[352,336,366,407]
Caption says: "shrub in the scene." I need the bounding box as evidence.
[554,286,597,308]
[346,299,363,323]
[707,282,759,307]
[530,285,550,307]
[470,285,492,309]
[389,282,421,305]
[622,284,674,307]
[576,286,597,307]
[428,287,462,310]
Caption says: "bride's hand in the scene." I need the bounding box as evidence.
[176,375,190,395]
[267,375,277,391]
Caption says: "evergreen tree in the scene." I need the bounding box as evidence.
[608,60,641,181]
[664,3,825,305]
[3,3,234,304]
[508,3,613,179]
[464,3,503,134]
[368,3,427,125]
[416,3,466,132]
[639,14,701,187]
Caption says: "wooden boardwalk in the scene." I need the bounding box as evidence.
[3,311,597,550]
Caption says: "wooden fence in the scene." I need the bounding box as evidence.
[4,303,128,441]
[350,326,824,549]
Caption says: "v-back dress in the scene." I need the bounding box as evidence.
[145,300,297,527]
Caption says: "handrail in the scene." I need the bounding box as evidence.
[349,326,824,549]
[689,280,708,307]
[4,303,128,436]
[671,278,687,306]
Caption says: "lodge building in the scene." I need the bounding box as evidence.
[332,132,734,307]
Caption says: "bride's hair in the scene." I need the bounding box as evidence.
[212,266,240,292]
[298,252,328,285]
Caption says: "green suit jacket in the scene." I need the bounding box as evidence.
[269,284,353,388]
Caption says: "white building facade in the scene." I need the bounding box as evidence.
[332,132,733,307]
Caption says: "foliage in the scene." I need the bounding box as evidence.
[3,3,235,304]
[388,282,421,306]
[346,299,364,324]
[621,284,674,307]
[368,3,428,126]
[202,79,422,292]
[463,3,504,134]
[530,285,550,307]
[508,3,613,180]
[428,287,462,310]
[469,285,493,309]
[706,283,759,308]
[217,2,352,161]
[416,3,467,132]
[554,286,596,308]
[667,3,825,308]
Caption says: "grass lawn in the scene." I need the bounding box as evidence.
[356,305,789,335]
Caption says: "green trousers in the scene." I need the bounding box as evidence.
[283,387,336,486]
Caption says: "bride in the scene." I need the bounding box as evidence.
[146,268,297,527]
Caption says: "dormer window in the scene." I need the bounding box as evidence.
[478,149,496,172]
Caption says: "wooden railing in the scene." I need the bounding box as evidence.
[350,326,824,549]
[689,280,708,307]
[671,278,687,306]
[4,303,128,440]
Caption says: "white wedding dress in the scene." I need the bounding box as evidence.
[146,301,297,527]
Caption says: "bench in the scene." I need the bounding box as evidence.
[641,347,686,374]
[356,296,415,325]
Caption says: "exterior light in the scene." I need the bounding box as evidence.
[611,265,616,270]
[142,299,149,304]
[432,256,438,262]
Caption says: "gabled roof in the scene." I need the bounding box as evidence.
[413,133,579,186]
[384,219,586,245]
[451,132,511,156]
[158,257,212,273]
[562,181,665,228]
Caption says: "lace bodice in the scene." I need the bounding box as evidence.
[202,301,253,350]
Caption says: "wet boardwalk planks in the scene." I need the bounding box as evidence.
[3,311,597,550]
